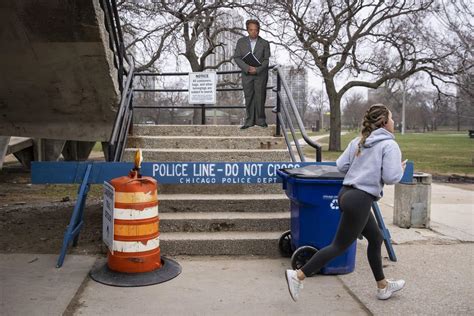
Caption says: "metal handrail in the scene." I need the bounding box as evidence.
[133,66,277,126]
[134,86,274,93]
[109,60,135,162]
[135,66,275,77]
[134,105,275,109]
[101,0,135,161]
[273,65,322,162]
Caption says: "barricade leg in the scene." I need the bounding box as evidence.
[56,164,92,268]
[372,201,397,262]
[72,183,90,247]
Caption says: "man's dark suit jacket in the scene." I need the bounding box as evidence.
[234,36,271,126]
[234,36,270,76]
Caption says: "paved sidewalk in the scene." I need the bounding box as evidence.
[77,257,369,315]
[0,254,95,316]
[1,255,369,316]
[1,183,473,315]
[380,182,474,242]
[340,243,473,315]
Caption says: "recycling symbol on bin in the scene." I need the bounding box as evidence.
[330,198,339,210]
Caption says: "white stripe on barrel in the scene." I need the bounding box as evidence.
[112,236,160,253]
[114,205,159,220]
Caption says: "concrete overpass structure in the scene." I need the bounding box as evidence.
[0,0,122,168]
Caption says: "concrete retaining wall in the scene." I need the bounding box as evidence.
[0,0,119,141]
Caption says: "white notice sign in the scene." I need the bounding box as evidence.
[103,181,115,254]
[188,72,217,104]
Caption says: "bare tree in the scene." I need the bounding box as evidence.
[308,88,329,131]
[433,0,473,75]
[119,1,256,123]
[342,92,367,131]
[118,1,180,72]
[253,0,465,150]
[367,73,426,131]
[433,0,474,130]
[454,73,474,130]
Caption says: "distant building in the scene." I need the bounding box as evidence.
[204,11,244,124]
[278,66,308,118]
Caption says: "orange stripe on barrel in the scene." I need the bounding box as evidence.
[107,247,161,274]
[108,175,161,273]
[114,220,159,240]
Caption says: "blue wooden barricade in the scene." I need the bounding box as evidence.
[31,161,414,267]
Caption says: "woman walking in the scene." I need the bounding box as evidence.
[285,104,407,302]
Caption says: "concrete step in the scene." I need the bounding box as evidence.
[132,124,276,137]
[124,124,292,257]
[157,183,284,194]
[159,212,289,233]
[127,135,286,150]
[158,194,289,213]
[159,231,283,256]
[123,148,291,162]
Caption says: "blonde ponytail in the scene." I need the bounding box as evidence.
[356,104,390,156]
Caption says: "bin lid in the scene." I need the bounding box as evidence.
[280,165,345,179]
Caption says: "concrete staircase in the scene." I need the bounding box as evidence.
[123,124,291,256]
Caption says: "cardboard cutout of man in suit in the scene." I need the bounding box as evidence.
[233,19,271,129]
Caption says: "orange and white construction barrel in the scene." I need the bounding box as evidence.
[108,170,161,273]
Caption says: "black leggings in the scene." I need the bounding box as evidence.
[301,186,385,281]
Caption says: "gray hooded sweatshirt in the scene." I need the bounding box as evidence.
[336,128,403,199]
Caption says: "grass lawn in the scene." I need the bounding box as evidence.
[305,131,473,177]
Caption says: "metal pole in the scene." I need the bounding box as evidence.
[276,74,281,136]
[321,109,324,131]
[276,66,322,161]
[201,104,206,125]
[320,81,325,131]
[213,105,217,125]
[401,80,406,135]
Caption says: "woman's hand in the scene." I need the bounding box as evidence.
[401,159,408,171]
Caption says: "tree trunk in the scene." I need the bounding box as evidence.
[456,110,461,131]
[325,79,341,151]
[328,96,342,151]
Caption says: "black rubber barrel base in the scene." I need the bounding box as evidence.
[89,256,182,287]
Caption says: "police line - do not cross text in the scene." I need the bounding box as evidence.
[148,162,308,184]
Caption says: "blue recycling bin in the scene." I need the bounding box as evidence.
[277,165,356,275]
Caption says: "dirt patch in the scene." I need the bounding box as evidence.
[0,162,103,206]
[432,174,474,191]
[0,201,104,254]
[441,183,474,191]
[0,162,104,254]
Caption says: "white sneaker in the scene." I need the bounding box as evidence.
[377,279,406,300]
[285,269,304,302]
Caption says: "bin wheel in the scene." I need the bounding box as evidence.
[278,230,293,258]
[291,246,318,270]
